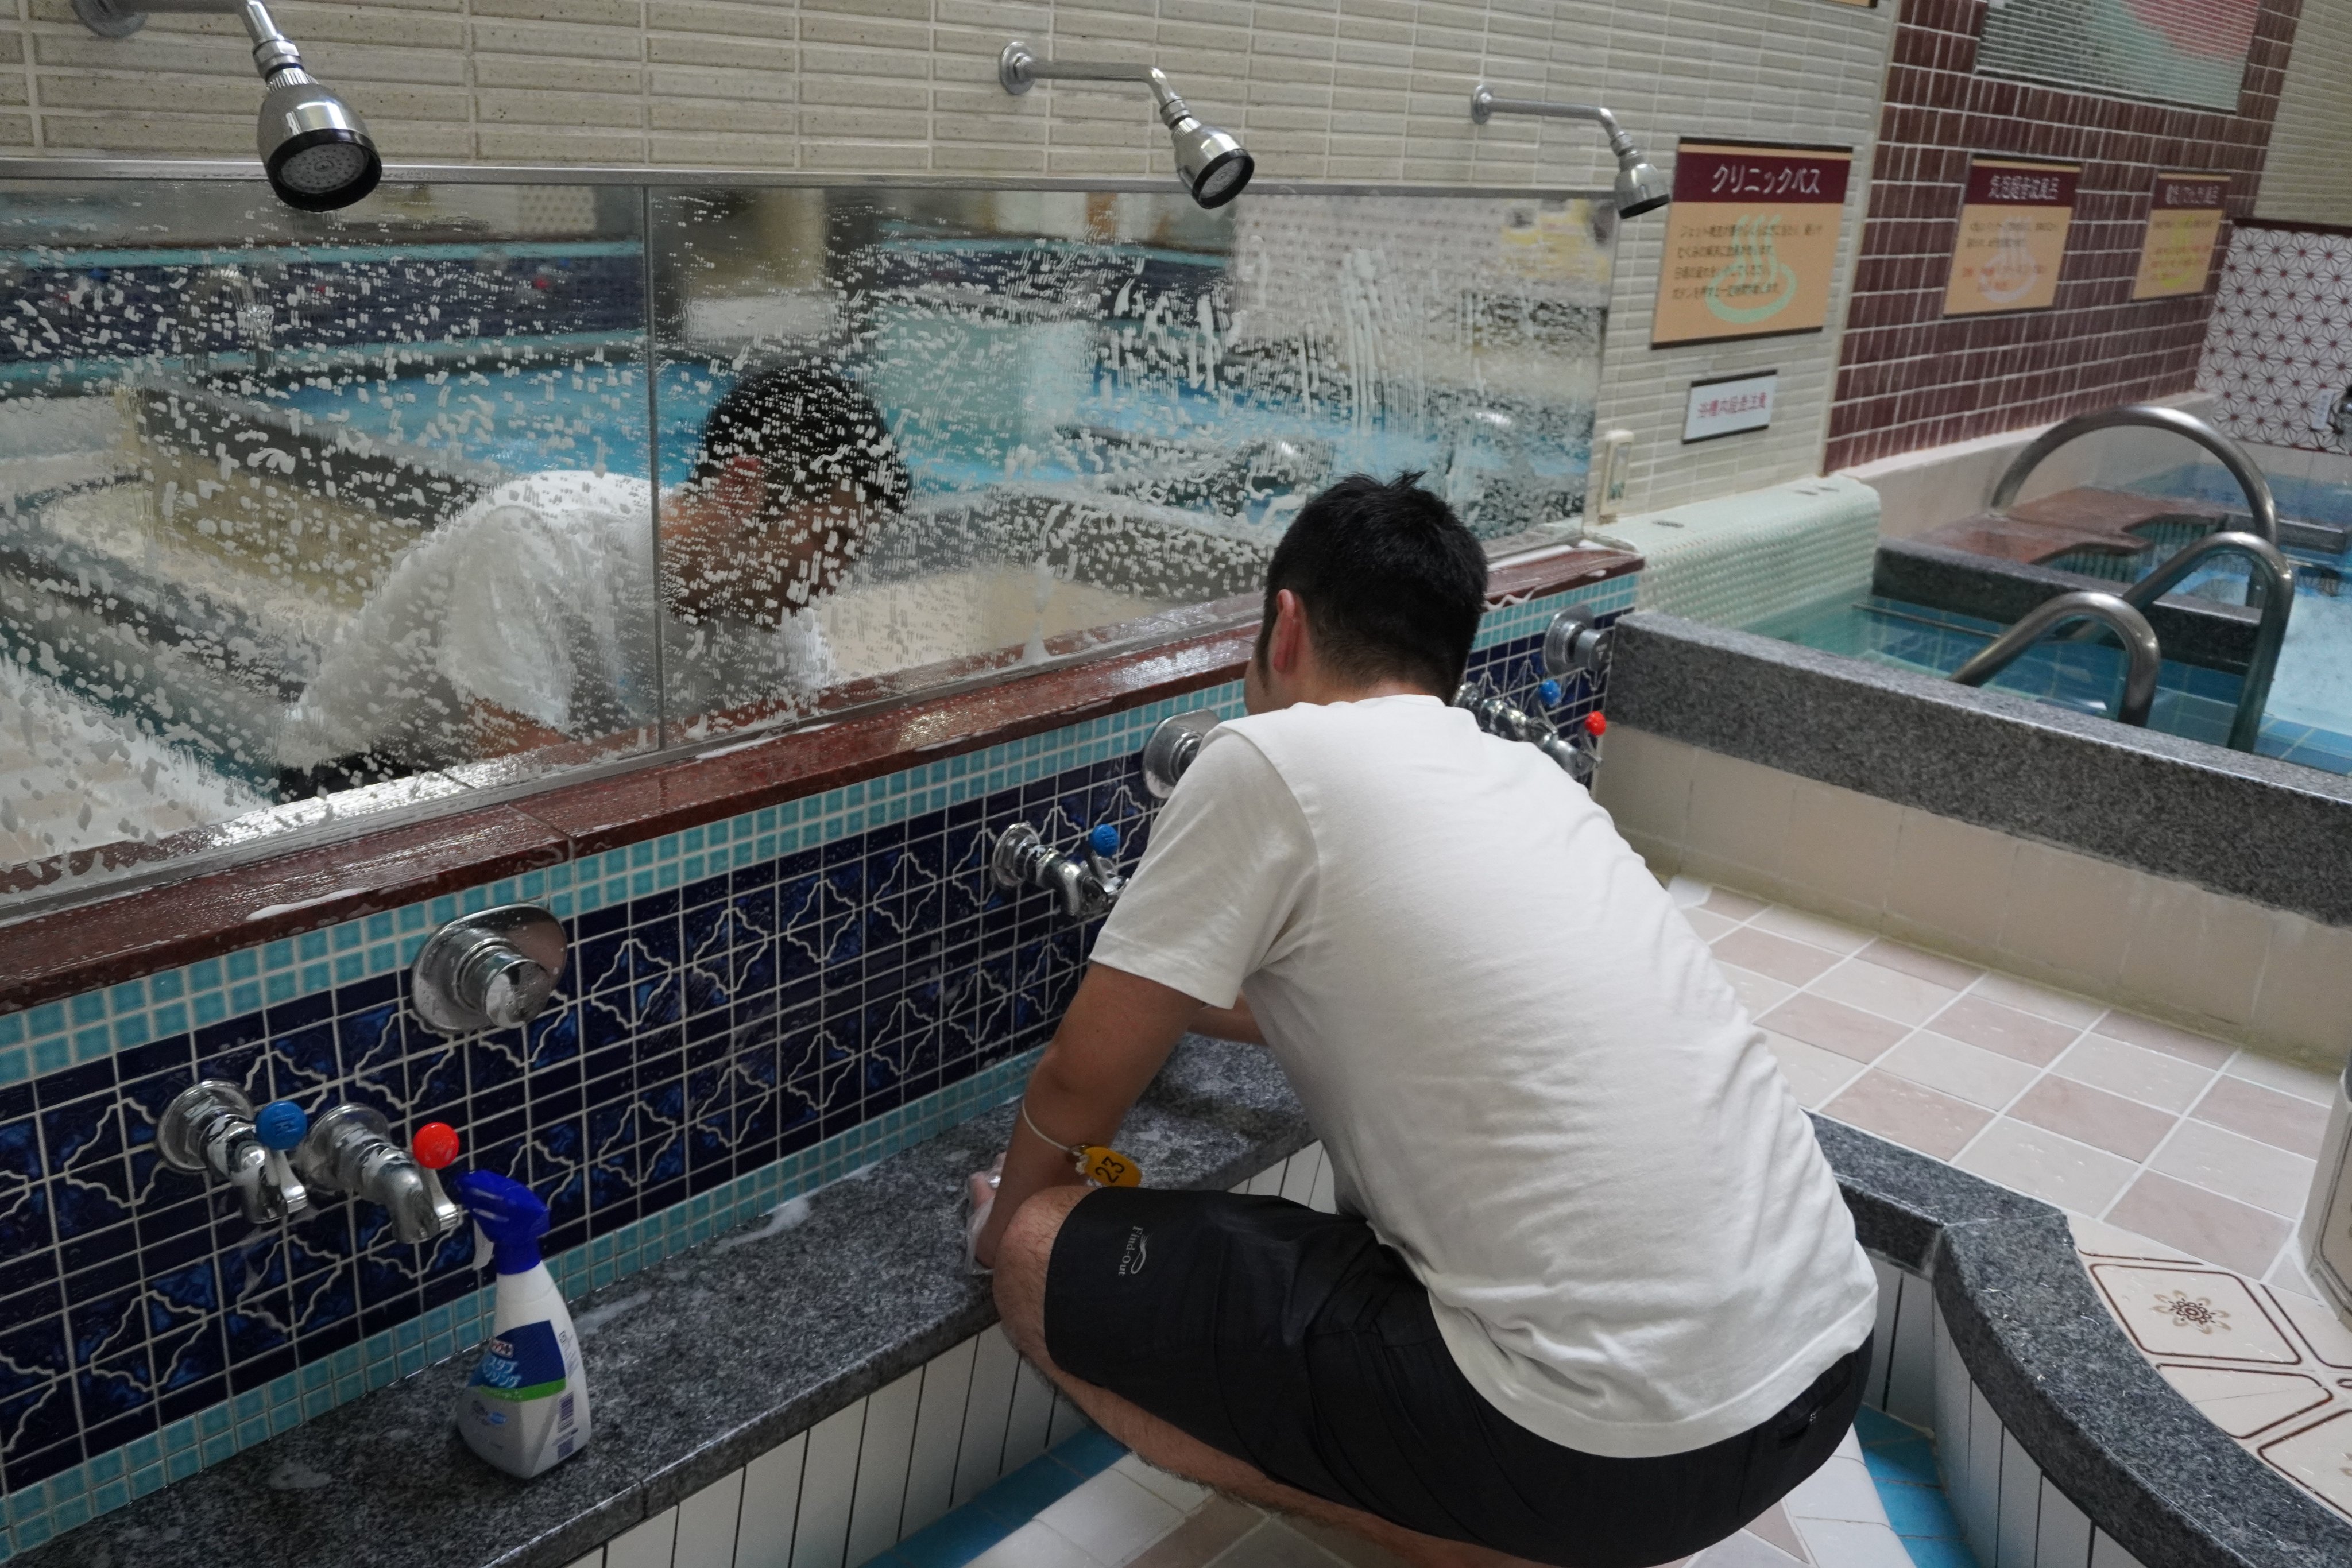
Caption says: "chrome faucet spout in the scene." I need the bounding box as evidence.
[295,1103,465,1245]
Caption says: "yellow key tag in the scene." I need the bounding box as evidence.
[1077,1146,1142,1188]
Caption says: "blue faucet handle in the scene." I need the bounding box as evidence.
[1536,679,1564,709]
[254,1100,308,1152]
[1087,824,1120,857]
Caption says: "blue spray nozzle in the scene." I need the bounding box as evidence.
[1086,824,1120,857]
[255,1101,308,1152]
[1536,679,1564,709]
[448,1170,550,1275]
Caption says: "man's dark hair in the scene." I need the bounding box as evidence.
[691,362,913,519]
[1255,473,1488,695]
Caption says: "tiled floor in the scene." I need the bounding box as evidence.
[2074,1215,2352,1521]
[918,1419,1922,1568]
[1673,877,2338,1294]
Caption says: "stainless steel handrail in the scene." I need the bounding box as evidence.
[1951,590,2162,727]
[1988,404,2278,547]
[2113,531,2294,752]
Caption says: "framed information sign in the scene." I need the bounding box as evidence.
[1944,157,2079,316]
[1651,141,1854,347]
[2132,171,2227,300]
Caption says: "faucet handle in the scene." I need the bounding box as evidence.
[413,1122,460,1170]
[1536,679,1563,709]
[409,1122,465,1243]
[254,1100,310,1223]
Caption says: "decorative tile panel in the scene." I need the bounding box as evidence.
[0,574,1630,1560]
[2198,223,2352,455]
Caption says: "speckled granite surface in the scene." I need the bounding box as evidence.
[1608,611,2352,925]
[33,1040,2347,1568]
[25,1037,1309,1568]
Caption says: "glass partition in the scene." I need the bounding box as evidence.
[0,175,1612,913]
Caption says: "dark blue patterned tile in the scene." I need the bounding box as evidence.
[576,926,635,995]
[337,1000,405,1079]
[32,1059,114,1112]
[113,1033,193,1085]
[0,1381,82,1489]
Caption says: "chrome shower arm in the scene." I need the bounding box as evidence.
[75,0,303,79]
[1470,88,1635,156]
[999,46,1189,122]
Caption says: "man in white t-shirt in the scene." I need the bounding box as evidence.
[967,474,1878,1568]
[278,365,909,784]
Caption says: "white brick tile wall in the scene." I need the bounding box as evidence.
[3,1,1895,510]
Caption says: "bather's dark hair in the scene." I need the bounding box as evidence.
[691,362,913,521]
[1256,473,1488,696]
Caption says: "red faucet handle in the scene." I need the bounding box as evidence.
[1583,712,1608,738]
[412,1122,461,1170]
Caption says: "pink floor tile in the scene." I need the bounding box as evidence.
[2191,1075,2332,1159]
[1713,927,1844,985]
[1857,938,1981,989]
[1824,1070,1994,1160]
[2006,1075,2179,1163]
[1705,887,1770,920]
[1925,994,2082,1066]
[1759,993,1912,1063]
[2105,1171,2296,1278]
[2092,1011,2235,1068]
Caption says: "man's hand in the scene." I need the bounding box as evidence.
[969,962,1206,1271]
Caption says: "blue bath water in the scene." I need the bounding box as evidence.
[1755,593,2352,776]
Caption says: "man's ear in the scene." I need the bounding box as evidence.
[1267,589,1307,676]
[714,454,765,516]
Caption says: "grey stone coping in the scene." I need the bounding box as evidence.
[1606,610,2352,926]
[34,1041,2345,1568]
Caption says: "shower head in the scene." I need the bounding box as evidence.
[1611,152,1673,219]
[73,0,381,212]
[1468,84,1672,219]
[1000,41,1254,210]
[256,71,382,212]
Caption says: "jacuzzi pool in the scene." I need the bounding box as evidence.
[1756,591,2352,775]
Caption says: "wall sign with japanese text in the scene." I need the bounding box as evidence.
[2132,171,2227,300]
[1684,370,1778,441]
[1943,157,2080,316]
[1651,141,1854,347]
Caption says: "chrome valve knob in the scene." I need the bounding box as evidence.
[295,1105,465,1245]
[1542,605,1611,681]
[992,822,1128,920]
[411,904,567,1036]
[157,1082,310,1226]
[1142,708,1220,799]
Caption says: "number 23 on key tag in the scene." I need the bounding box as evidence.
[1077,1145,1142,1187]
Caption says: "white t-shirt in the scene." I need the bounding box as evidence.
[283,470,836,766]
[1089,694,1878,1459]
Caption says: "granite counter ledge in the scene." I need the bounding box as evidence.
[40,1040,2340,1568]
[1606,610,2352,926]
[24,1036,1314,1568]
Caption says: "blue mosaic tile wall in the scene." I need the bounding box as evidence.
[0,574,1631,1561]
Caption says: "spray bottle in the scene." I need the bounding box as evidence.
[448,1170,591,1478]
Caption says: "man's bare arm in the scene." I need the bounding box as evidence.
[1190,997,1263,1044]
[971,962,1205,1269]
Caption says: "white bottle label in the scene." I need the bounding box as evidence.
[458,1318,588,1477]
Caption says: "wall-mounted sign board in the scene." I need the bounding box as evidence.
[1684,370,1777,441]
[1651,141,1854,347]
[2132,171,2228,300]
[1943,157,2080,316]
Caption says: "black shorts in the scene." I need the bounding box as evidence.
[1043,1187,1869,1568]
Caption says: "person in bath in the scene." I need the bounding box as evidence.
[967,473,1877,1568]
[278,362,909,789]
